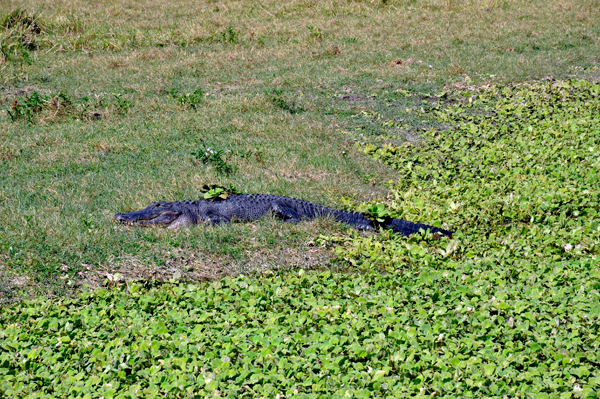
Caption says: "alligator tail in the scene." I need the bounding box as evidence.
[330,209,377,231]
[331,210,452,237]
[384,218,453,237]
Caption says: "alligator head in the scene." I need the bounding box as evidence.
[115,202,186,228]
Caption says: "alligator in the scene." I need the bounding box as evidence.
[115,194,453,237]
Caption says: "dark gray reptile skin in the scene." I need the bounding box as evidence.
[115,194,453,237]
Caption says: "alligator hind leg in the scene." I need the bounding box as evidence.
[271,200,301,223]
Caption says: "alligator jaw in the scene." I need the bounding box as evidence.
[115,206,181,227]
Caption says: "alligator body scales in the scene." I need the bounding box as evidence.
[115,194,453,237]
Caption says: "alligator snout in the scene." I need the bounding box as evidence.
[114,207,182,227]
[114,213,127,221]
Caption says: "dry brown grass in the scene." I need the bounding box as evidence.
[3,0,598,83]
[80,243,334,290]
[77,217,340,290]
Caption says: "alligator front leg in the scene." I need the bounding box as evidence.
[166,214,195,229]
[271,200,301,223]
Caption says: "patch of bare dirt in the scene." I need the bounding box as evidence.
[390,58,415,67]
[77,244,334,290]
[327,45,341,56]
[338,95,371,102]
[395,130,424,144]
[0,262,34,304]
[135,47,174,61]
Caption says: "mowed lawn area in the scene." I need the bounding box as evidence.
[1,0,600,397]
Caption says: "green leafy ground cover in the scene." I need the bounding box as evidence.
[333,80,600,270]
[1,0,600,295]
[1,266,598,398]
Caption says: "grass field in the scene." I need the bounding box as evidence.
[1,0,600,397]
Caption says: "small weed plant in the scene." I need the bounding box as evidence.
[268,87,303,114]
[5,91,102,123]
[7,90,44,122]
[169,88,203,109]
[0,8,43,65]
[192,141,237,175]
[220,26,239,44]
[111,93,133,114]
[4,91,116,123]
[200,183,242,201]
[306,25,322,42]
